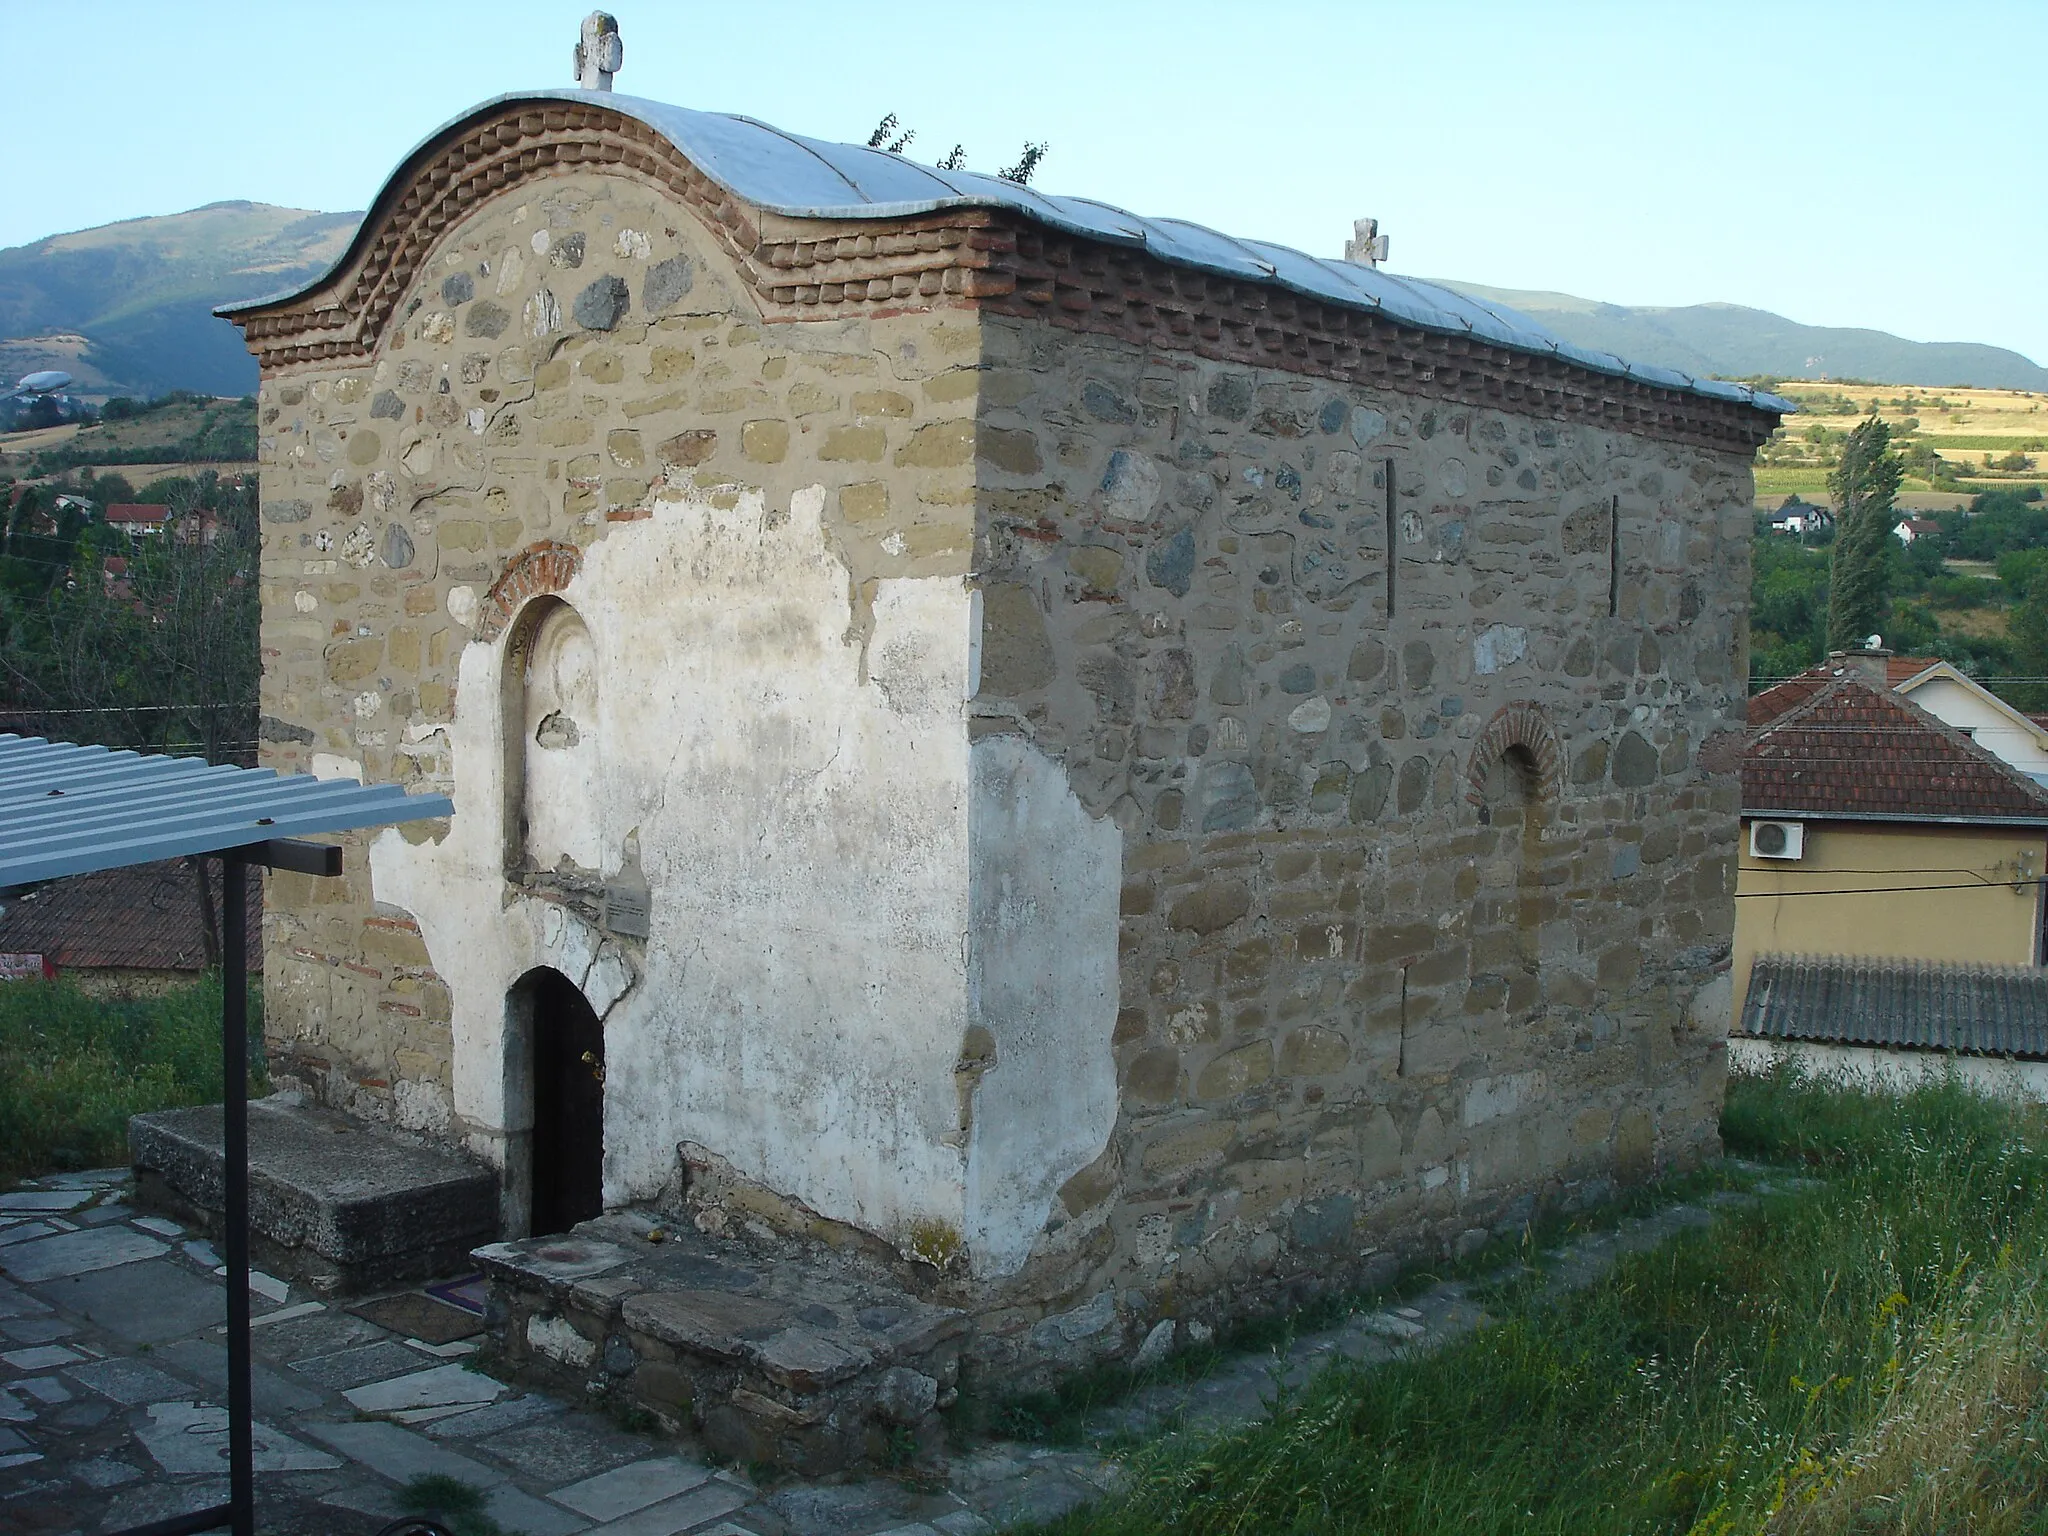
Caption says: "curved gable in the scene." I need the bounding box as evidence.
[225,99,757,370]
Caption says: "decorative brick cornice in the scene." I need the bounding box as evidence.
[479,540,582,643]
[1467,701,1564,807]
[231,103,775,371]
[230,101,1780,454]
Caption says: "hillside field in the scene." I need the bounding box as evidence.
[1756,382,2048,503]
[0,394,255,477]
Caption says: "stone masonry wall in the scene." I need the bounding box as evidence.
[245,144,1760,1387]
[958,313,1751,1377]
[252,167,1009,1249]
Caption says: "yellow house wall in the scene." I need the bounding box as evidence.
[1734,820,2047,1013]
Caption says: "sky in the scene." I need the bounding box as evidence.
[4,0,2045,361]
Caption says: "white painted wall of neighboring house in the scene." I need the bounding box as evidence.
[1896,673,2048,783]
[370,482,1120,1276]
[1729,1036,2048,1103]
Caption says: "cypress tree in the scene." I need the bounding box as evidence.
[1824,415,1905,652]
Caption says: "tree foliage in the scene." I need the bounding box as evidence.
[0,470,259,766]
[1824,415,1905,652]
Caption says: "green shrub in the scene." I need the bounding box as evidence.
[0,976,263,1179]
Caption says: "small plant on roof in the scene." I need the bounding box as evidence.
[998,142,1049,186]
[865,113,914,154]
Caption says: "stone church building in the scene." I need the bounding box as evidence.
[225,69,1785,1389]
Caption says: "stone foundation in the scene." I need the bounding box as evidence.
[475,1215,967,1474]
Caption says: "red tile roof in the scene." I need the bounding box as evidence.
[103,503,168,525]
[1886,655,1941,686]
[1745,667,2048,821]
[0,859,260,973]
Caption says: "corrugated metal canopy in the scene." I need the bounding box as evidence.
[217,88,1796,420]
[0,734,452,887]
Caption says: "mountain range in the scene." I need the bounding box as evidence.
[1,203,2042,400]
[0,203,356,399]
[1435,282,2048,392]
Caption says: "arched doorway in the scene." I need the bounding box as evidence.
[509,966,606,1236]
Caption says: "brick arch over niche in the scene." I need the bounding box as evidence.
[479,541,583,644]
[1466,701,1564,806]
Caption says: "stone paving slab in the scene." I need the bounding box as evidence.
[0,1316,75,1345]
[40,1256,228,1343]
[154,1337,327,1418]
[552,1455,713,1521]
[588,1479,749,1536]
[136,1400,344,1475]
[66,1356,195,1406]
[0,1190,93,1214]
[342,1360,504,1414]
[289,1337,433,1389]
[0,1224,165,1283]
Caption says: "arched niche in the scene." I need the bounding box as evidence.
[501,596,602,874]
[1467,703,1560,990]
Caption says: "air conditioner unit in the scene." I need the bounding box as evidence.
[1749,820,1806,860]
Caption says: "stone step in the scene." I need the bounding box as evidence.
[129,1098,498,1294]
[474,1215,969,1473]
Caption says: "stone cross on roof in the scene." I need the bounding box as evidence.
[574,11,623,91]
[1345,216,1389,268]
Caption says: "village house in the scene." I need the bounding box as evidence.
[1882,653,2048,785]
[103,502,170,535]
[1733,650,2048,1103]
[0,858,258,996]
[195,27,1787,1460]
[1735,651,2048,1009]
[1765,498,1830,538]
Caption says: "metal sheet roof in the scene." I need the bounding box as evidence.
[1738,952,2048,1061]
[218,88,1795,420]
[0,734,452,887]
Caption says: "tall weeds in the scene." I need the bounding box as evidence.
[1043,1066,2048,1535]
[0,975,263,1178]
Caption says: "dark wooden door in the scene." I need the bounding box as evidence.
[530,968,604,1235]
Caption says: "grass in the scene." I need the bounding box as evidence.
[0,975,263,1180]
[1754,467,1833,496]
[1035,1066,2048,1535]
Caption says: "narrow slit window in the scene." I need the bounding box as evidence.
[1384,458,1398,619]
[1607,495,1621,618]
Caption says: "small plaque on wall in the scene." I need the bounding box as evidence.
[604,882,651,939]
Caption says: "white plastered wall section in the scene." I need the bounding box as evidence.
[964,736,1122,1275]
[371,480,1121,1274]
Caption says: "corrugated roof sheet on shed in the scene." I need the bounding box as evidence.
[0,734,451,887]
[218,88,1795,420]
[1739,952,2048,1061]
[1743,669,2048,821]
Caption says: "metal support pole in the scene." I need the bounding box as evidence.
[221,854,255,1536]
